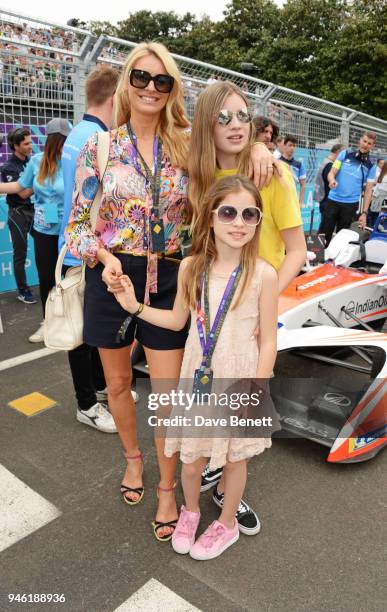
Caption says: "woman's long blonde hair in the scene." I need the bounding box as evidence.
[183,175,262,311]
[188,81,254,222]
[114,42,190,169]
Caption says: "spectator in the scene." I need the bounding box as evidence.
[0,127,36,304]
[376,158,385,180]
[59,65,120,434]
[364,160,387,229]
[323,132,377,239]
[207,73,218,85]
[0,119,72,342]
[278,135,306,206]
[313,144,343,226]
[273,135,285,159]
[253,115,279,149]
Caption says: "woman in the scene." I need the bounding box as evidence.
[0,118,71,342]
[65,43,274,541]
[188,81,306,529]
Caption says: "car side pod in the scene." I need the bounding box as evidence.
[327,377,387,463]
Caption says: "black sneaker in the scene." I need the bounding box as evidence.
[212,486,261,536]
[200,463,223,492]
[17,289,37,304]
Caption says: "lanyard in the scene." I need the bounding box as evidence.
[196,265,242,369]
[127,122,163,217]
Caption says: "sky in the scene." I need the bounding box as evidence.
[3,1,285,27]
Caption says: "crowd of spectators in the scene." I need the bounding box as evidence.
[0,20,80,101]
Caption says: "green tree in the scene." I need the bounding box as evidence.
[115,11,197,45]
[88,21,117,37]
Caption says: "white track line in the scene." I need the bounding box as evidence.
[0,347,60,372]
[0,465,61,553]
[114,578,201,612]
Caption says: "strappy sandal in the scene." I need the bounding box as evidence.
[152,482,178,542]
[120,452,144,506]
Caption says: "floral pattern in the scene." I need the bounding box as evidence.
[65,124,189,269]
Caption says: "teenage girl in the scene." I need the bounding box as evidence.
[113,175,278,560]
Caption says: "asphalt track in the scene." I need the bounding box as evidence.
[0,290,386,612]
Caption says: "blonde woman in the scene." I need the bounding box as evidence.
[66,43,274,541]
[65,42,192,541]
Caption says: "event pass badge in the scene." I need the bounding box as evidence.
[193,367,214,401]
[150,217,166,252]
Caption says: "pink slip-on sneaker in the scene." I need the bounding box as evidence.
[172,505,201,554]
[189,519,239,560]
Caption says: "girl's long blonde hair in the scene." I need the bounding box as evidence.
[114,42,190,169]
[183,175,262,311]
[188,81,254,223]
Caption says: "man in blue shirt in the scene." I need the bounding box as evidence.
[321,132,377,244]
[0,128,36,303]
[279,135,306,206]
[59,65,119,433]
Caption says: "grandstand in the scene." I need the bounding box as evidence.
[0,7,386,291]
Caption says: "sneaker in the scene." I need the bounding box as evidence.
[96,388,139,404]
[77,402,117,433]
[212,486,261,536]
[172,505,201,555]
[28,321,45,343]
[190,519,239,561]
[200,463,223,492]
[17,289,37,304]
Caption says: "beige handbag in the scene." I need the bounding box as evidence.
[44,131,110,350]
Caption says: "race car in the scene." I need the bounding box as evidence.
[274,212,387,463]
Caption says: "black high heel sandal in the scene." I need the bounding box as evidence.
[120,452,144,506]
[152,482,178,542]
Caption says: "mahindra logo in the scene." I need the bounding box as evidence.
[323,393,351,407]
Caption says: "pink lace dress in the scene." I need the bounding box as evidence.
[164,259,273,469]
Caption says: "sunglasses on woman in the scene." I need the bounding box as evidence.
[129,69,174,94]
[212,205,262,226]
[217,108,252,126]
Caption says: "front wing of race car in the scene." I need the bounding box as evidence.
[274,326,386,463]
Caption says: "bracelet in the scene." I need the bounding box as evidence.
[133,302,144,316]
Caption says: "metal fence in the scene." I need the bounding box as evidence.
[1,8,386,152]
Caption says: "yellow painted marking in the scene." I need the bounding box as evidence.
[8,392,57,417]
[153,224,161,234]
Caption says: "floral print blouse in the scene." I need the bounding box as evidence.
[65,123,189,301]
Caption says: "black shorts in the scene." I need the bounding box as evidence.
[84,253,188,350]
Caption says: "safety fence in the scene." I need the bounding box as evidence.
[1,8,386,292]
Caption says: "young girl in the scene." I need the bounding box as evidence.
[188,80,306,530]
[114,175,278,560]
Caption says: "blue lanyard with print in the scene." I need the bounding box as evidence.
[193,265,242,396]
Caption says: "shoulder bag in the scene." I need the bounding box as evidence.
[44,130,110,350]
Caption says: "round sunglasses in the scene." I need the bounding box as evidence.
[212,205,262,226]
[217,108,252,126]
[129,69,174,94]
